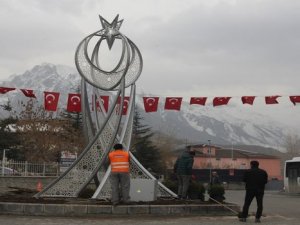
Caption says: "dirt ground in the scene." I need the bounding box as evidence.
[0,187,210,205]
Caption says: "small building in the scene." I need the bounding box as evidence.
[172,144,282,180]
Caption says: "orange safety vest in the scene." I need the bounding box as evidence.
[109,150,130,173]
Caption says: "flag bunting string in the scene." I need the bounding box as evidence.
[0,86,299,114]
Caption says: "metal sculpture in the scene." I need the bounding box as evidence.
[35,15,176,200]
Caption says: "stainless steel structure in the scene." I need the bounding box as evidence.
[35,15,176,200]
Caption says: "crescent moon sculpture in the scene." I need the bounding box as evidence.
[35,15,176,200]
[74,15,143,90]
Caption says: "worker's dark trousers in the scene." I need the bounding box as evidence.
[177,175,191,199]
[242,189,264,219]
[110,172,130,204]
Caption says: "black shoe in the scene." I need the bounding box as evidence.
[239,218,246,222]
[255,218,261,223]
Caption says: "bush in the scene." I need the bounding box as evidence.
[163,179,205,200]
[208,184,225,202]
[188,181,205,200]
[162,179,177,193]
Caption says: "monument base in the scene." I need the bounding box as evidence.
[130,179,157,202]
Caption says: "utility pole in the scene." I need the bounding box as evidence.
[208,140,212,184]
[2,149,9,176]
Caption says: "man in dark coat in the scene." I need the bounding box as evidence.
[239,160,268,223]
[211,171,221,185]
[173,148,195,199]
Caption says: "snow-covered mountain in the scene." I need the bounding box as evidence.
[2,63,79,93]
[0,63,80,117]
[136,98,290,149]
[0,63,295,150]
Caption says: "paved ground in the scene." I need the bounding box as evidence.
[0,190,299,225]
[0,214,298,225]
[225,190,300,218]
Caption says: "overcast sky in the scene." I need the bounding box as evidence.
[1,0,300,126]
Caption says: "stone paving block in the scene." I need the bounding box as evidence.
[112,205,128,214]
[64,204,87,216]
[227,204,240,213]
[206,205,228,215]
[150,205,170,215]
[23,203,44,215]
[0,201,240,217]
[0,202,23,214]
[44,204,65,216]
[169,205,190,214]
[190,204,209,215]
[88,205,112,214]
[127,205,150,214]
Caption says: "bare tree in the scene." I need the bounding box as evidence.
[16,99,85,162]
[284,133,300,159]
[151,131,183,170]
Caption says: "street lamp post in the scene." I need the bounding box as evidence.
[2,149,9,176]
[208,140,212,184]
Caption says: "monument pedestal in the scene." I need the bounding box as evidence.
[130,179,158,202]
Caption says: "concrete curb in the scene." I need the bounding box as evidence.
[0,202,240,217]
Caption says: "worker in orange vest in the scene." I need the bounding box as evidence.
[108,143,130,206]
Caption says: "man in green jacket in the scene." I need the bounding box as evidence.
[174,148,195,199]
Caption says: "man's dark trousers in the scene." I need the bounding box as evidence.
[242,189,264,219]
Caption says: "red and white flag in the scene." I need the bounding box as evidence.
[118,96,130,115]
[44,91,60,111]
[190,97,207,106]
[164,97,182,111]
[241,96,255,105]
[143,97,159,112]
[20,89,36,98]
[213,97,231,107]
[97,96,109,112]
[289,96,300,105]
[265,95,280,104]
[0,87,16,94]
[67,93,81,112]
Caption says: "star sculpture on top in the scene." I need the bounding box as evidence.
[99,14,123,50]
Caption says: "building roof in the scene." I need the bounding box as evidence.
[174,144,279,159]
[216,148,279,159]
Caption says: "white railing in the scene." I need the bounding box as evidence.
[0,160,60,177]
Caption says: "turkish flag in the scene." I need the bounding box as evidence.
[190,97,207,105]
[289,96,300,105]
[20,89,36,98]
[241,96,255,105]
[117,96,130,115]
[213,97,231,107]
[143,97,159,112]
[164,97,182,110]
[97,96,109,112]
[67,93,81,112]
[44,91,60,111]
[0,87,16,94]
[265,95,280,104]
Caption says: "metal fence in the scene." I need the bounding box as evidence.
[1,160,60,177]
